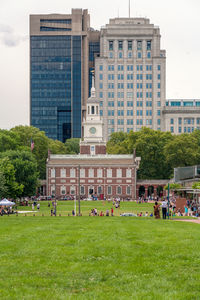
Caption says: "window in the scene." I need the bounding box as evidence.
[127,65,133,71]
[119,52,123,59]
[99,92,103,98]
[157,92,161,98]
[80,186,85,195]
[118,40,123,50]
[51,168,55,178]
[97,186,102,194]
[108,119,114,125]
[109,40,113,51]
[109,52,113,58]
[170,118,174,125]
[158,65,161,71]
[147,40,151,50]
[157,110,161,116]
[61,186,66,195]
[157,101,161,107]
[107,186,112,195]
[126,169,131,178]
[97,169,102,178]
[127,119,133,125]
[118,65,124,71]
[170,127,174,133]
[178,127,182,133]
[99,74,103,80]
[99,83,103,89]
[137,40,142,50]
[137,52,142,59]
[118,110,124,116]
[117,169,122,178]
[128,52,132,58]
[89,169,94,178]
[179,118,182,125]
[107,169,112,178]
[128,40,132,50]
[158,83,160,89]
[117,186,122,195]
[127,186,131,195]
[157,119,161,125]
[99,65,103,71]
[61,169,66,178]
[70,186,75,195]
[147,52,151,58]
[127,110,133,116]
[70,168,75,178]
[158,74,161,80]
[80,169,85,178]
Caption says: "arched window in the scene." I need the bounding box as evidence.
[117,186,122,195]
[91,106,95,114]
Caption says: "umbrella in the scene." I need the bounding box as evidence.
[0,199,15,206]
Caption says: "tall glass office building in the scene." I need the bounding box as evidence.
[30,9,100,142]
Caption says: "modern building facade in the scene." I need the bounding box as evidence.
[163,99,200,134]
[30,9,100,142]
[95,17,166,141]
[46,80,141,199]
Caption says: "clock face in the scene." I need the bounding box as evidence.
[89,127,96,134]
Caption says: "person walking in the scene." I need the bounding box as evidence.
[161,199,168,219]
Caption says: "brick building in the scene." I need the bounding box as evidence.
[46,78,141,199]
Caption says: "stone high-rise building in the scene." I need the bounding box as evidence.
[30,9,100,142]
[95,17,166,140]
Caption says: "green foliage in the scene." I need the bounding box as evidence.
[48,139,66,154]
[107,128,173,179]
[192,182,200,189]
[0,157,23,198]
[11,126,49,179]
[0,150,39,197]
[164,134,200,168]
[0,129,20,152]
[164,183,182,190]
[65,138,80,154]
[0,171,8,198]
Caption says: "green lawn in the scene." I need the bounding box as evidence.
[0,202,200,299]
[16,200,154,217]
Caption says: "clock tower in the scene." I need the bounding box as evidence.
[80,75,106,155]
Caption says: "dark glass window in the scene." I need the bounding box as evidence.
[40,27,71,31]
[118,40,123,50]
[128,40,132,50]
[137,40,142,50]
[147,40,151,50]
[109,41,113,51]
[40,19,72,24]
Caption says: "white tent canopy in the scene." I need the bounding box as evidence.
[0,199,15,206]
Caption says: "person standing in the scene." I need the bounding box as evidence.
[153,201,160,219]
[161,199,168,219]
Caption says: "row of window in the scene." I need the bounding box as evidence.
[108,119,154,126]
[107,110,155,116]
[105,92,160,98]
[171,127,197,134]
[108,51,152,59]
[170,118,200,125]
[102,74,161,80]
[109,40,152,51]
[105,64,160,71]
[54,185,132,196]
[166,101,200,107]
[50,168,132,178]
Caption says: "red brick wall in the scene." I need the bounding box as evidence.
[80,145,90,154]
[95,145,106,154]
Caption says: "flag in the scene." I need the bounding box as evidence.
[31,139,34,151]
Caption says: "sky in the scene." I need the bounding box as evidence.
[0,0,200,129]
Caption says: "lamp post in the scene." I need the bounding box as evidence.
[167,183,170,219]
[78,165,81,216]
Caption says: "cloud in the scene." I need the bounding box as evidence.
[0,24,27,47]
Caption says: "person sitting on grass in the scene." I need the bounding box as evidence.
[100,211,104,216]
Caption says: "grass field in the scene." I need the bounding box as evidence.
[0,201,200,299]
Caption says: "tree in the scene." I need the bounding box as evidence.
[0,150,39,197]
[0,171,8,198]
[0,157,23,198]
[65,138,80,154]
[107,132,129,154]
[164,134,200,169]
[48,139,67,154]
[11,126,49,179]
[0,129,20,152]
